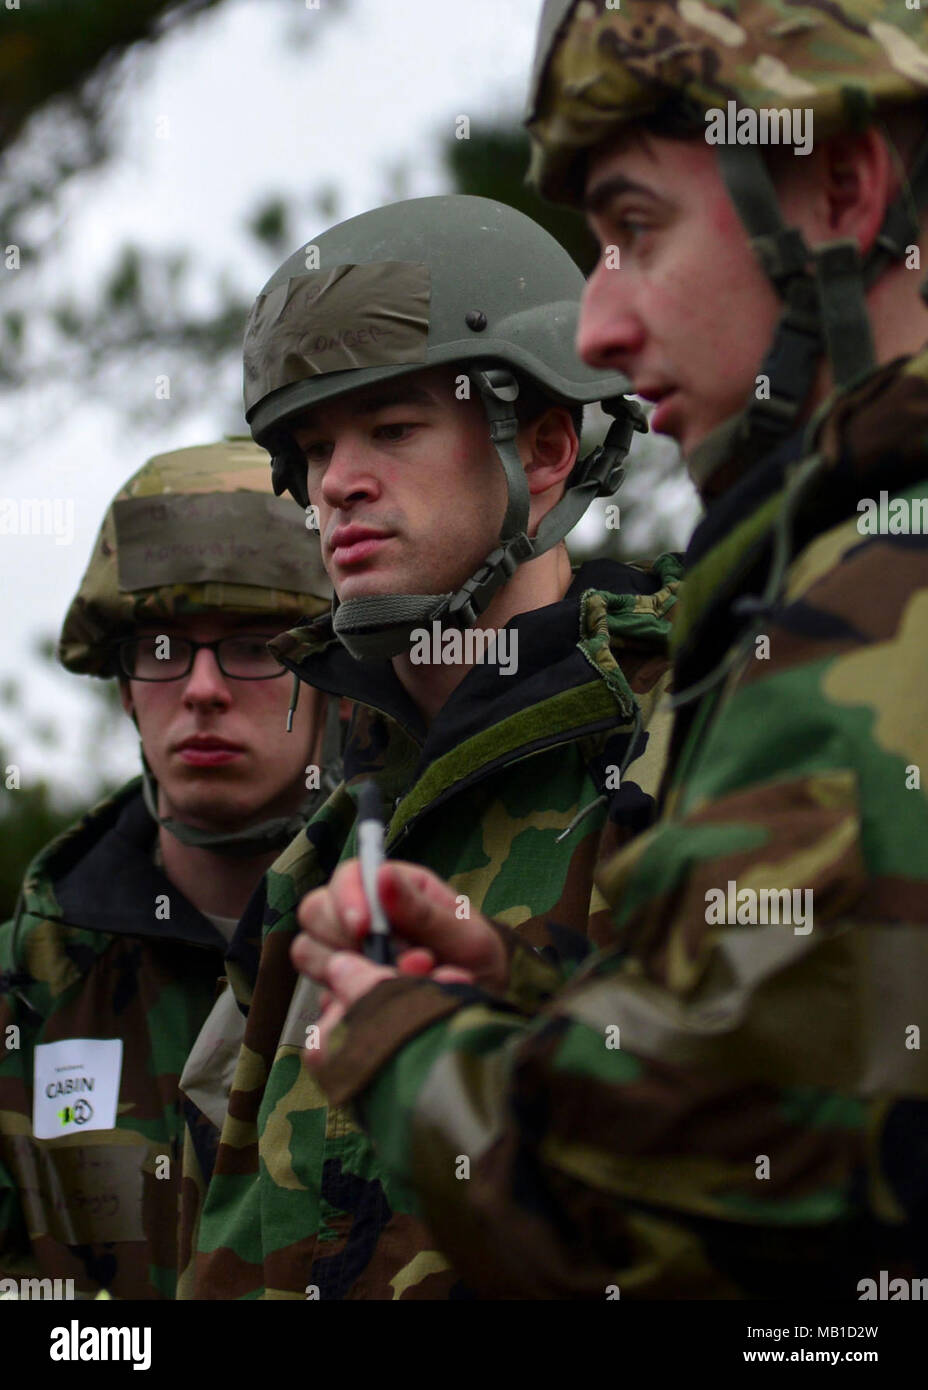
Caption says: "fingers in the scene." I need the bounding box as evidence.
[294,858,508,992]
[301,954,393,1072]
[326,951,395,1004]
[396,947,435,976]
[299,951,475,1075]
[296,860,368,949]
[377,862,507,984]
[431,966,476,985]
[291,929,334,982]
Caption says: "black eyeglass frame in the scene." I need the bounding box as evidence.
[113,634,288,682]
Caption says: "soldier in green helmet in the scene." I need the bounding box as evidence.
[0,438,334,1298]
[178,193,683,1298]
[289,4,928,1298]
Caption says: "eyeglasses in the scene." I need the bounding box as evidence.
[115,634,287,682]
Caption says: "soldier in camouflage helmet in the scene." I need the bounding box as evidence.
[0,438,335,1298]
[289,4,928,1298]
[178,194,684,1298]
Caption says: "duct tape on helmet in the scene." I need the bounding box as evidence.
[244,261,430,412]
[59,438,332,677]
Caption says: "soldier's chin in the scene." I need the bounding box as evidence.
[334,568,400,601]
[162,782,258,833]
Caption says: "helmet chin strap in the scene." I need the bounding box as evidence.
[139,748,318,857]
[688,132,928,496]
[331,366,644,662]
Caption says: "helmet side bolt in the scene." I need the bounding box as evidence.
[465,311,488,332]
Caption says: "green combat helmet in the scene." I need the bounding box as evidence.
[526,0,928,490]
[242,193,646,661]
[59,437,335,854]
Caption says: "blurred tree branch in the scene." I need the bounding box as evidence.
[0,0,347,440]
[0,186,342,440]
[0,1,227,149]
[0,1,229,247]
[0,25,698,555]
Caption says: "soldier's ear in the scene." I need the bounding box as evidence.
[818,127,892,254]
[519,406,578,495]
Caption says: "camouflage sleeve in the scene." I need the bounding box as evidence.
[0,929,40,1282]
[488,920,571,1012]
[0,1137,26,1274]
[0,1166,36,1283]
[315,524,928,1298]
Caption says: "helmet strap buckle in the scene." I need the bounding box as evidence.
[446,534,534,628]
[576,395,646,498]
[470,364,522,442]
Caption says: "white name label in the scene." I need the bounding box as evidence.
[33,1039,123,1140]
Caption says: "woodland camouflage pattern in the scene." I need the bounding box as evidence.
[0,439,332,1297]
[0,781,227,1298]
[177,556,682,1298]
[310,345,928,1297]
[527,0,928,204]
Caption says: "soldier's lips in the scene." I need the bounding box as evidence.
[331,534,392,568]
[647,391,680,436]
[176,739,245,766]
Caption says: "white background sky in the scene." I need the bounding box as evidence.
[0,0,699,802]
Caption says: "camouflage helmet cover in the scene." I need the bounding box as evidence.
[527,0,928,207]
[59,438,332,676]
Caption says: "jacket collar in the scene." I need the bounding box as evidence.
[20,779,227,950]
[271,559,669,730]
[270,557,682,843]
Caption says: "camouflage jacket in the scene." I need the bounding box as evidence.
[179,556,682,1298]
[0,780,227,1298]
[310,347,928,1298]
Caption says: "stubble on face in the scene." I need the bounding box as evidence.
[580,132,785,458]
[296,366,508,604]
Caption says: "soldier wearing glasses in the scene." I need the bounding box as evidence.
[0,438,335,1299]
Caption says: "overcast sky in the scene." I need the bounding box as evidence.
[0,0,698,801]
